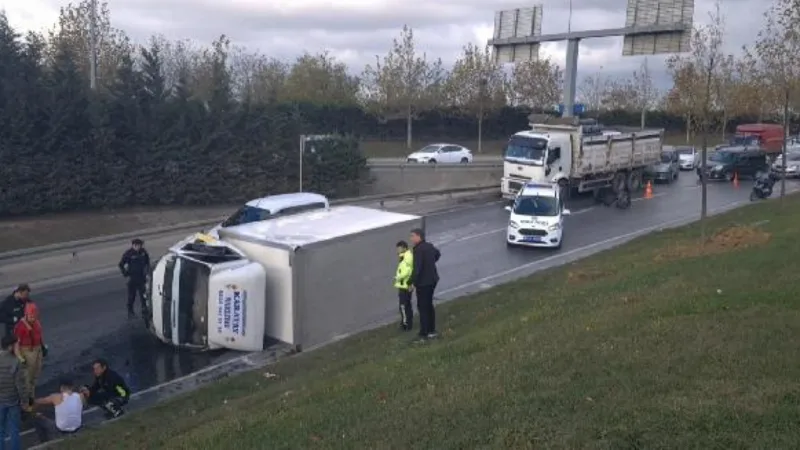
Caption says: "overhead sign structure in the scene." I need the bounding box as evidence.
[622,0,695,56]
[492,6,543,64]
[488,0,694,117]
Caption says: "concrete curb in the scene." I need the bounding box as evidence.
[0,185,500,262]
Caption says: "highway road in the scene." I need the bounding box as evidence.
[29,175,800,399]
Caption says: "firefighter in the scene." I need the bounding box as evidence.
[14,302,44,407]
[394,241,414,331]
[118,238,151,318]
[1,284,31,338]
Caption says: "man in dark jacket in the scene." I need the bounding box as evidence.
[1,284,31,338]
[118,238,151,318]
[409,228,441,342]
[80,358,130,419]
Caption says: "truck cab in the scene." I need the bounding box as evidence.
[502,130,573,199]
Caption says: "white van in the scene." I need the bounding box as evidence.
[505,182,570,248]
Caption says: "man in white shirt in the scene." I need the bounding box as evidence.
[31,377,83,443]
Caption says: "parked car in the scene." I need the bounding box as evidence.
[406,143,473,164]
[698,147,768,181]
[645,149,680,183]
[772,151,800,178]
[675,146,699,170]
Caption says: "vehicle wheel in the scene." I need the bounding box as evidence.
[674,170,679,180]
[612,172,626,194]
[725,171,735,182]
[557,179,569,202]
[627,170,643,192]
[428,159,437,164]
[750,190,759,201]
[460,157,469,163]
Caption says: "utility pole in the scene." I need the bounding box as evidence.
[89,0,98,90]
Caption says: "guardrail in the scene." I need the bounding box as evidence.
[0,185,500,261]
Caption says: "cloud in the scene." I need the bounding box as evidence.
[3,0,772,90]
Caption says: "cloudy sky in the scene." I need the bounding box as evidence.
[3,0,770,92]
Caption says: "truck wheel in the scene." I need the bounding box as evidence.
[557,179,569,202]
[627,170,643,192]
[612,172,627,194]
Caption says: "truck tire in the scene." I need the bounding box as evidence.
[627,170,643,192]
[612,172,627,194]
[557,179,569,202]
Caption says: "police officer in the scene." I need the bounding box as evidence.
[394,241,414,331]
[1,284,31,338]
[118,239,151,318]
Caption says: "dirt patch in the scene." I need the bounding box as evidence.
[567,266,617,284]
[654,226,771,262]
[0,205,234,253]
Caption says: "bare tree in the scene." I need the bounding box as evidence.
[632,58,659,128]
[510,57,562,110]
[714,54,740,140]
[601,78,638,111]
[282,51,360,106]
[753,0,800,199]
[666,0,726,235]
[578,72,605,112]
[361,25,446,149]
[443,43,506,152]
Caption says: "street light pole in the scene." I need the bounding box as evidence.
[568,0,573,33]
[299,135,305,192]
[89,0,98,90]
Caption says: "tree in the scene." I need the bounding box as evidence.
[578,72,606,112]
[361,25,446,149]
[714,54,739,140]
[666,0,726,235]
[510,57,562,110]
[632,58,659,128]
[444,43,506,152]
[282,51,360,106]
[664,63,703,143]
[753,0,800,199]
[601,78,638,111]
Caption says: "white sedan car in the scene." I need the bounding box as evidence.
[406,144,473,164]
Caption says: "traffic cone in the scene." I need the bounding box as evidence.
[644,180,653,199]
[733,172,739,187]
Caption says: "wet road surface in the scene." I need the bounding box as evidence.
[32,175,800,398]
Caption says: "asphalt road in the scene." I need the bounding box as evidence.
[31,174,800,399]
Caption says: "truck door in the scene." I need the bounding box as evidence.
[545,138,571,181]
[207,262,268,351]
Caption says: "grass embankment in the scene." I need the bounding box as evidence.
[361,132,721,158]
[59,196,800,450]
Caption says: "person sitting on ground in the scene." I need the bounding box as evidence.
[79,358,130,419]
[31,377,83,443]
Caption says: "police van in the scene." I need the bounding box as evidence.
[504,182,570,248]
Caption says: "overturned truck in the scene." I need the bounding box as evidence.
[146,206,423,352]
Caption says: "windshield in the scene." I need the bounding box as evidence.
[513,195,559,217]
[676,148,694,155]
[221,206,271,228]
[417,145,440,154]
[504,136,547,166]
[660,152,674,163]
[709,151,734,163]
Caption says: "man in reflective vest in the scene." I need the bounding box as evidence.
[394,241,414,331]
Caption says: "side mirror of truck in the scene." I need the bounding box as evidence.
[504,206,512,212]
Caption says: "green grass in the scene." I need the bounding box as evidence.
[57,195,800,450]
[361,131,722,158]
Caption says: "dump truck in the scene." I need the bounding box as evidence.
[146,205,422,352]
[501,115,664,200]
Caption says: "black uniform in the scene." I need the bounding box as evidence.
[0,294,28,337]
[118,248,151,315]
[410,240,441,338]
[86,368,131,419]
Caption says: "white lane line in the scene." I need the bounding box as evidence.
[437,198,749,297]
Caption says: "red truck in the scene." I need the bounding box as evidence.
[728,123,784,154]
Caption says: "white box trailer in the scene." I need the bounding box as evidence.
[147,206,423,352]
[501,115,664,199]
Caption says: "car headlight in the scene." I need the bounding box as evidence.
[548,223,561,231]
[509,221,520,229]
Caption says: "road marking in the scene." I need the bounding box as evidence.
[436,198,749,297]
